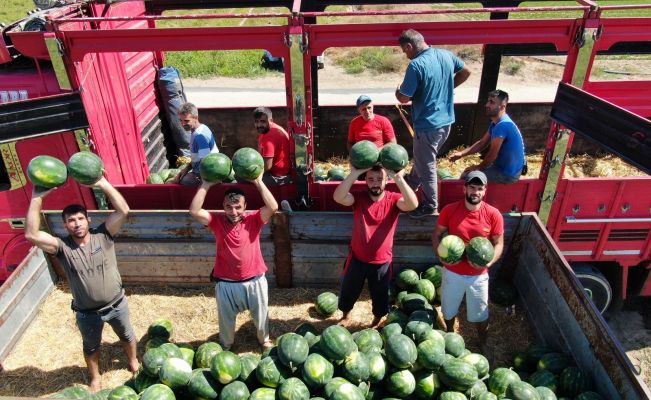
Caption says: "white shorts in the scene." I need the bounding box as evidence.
[441,268,489,323]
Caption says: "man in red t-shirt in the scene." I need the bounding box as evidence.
[333,164,418,327]
[432,171,504,351]
[189,174,278,351]
[348,95,397,151]
[254,107,292,186]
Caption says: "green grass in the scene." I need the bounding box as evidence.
[334,47,404,74]
[0,0,34,25]
[164,49,278,78]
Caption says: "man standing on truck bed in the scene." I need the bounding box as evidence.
[253,106,293,186]
[189,175,278,351]
[333,165,418,328]
[395,29,471,218]
[348,95,397,151]
[431,171,504,355]
[24,178,138,392]
[449,90,526,184]
[174,102,219,186]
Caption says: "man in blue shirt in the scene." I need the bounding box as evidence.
[395,29,471,218]
[449,90,525,184]
[174,102,219,186]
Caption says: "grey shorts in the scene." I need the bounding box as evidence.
[75,296,136,354]
[482,165,519,184]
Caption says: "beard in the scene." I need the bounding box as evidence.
[182,124,192,132]
[466,193,482,205]
[368,187,384,197]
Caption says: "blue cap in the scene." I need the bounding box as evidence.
[356,95,372,108]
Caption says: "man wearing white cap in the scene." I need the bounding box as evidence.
[347,95,397,151]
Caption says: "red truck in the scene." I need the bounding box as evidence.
[0,0,649,313]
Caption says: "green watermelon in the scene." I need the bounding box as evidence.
[49,386,90,399]
[476,392,498,400]
[324,377,350,398]
[381,323,403,342]
[422,265,443,287]
[386,309,408,326]
[488,368,521,397]
[444,332,466,357]
[133,369,159,393]
[506,381,542,400]
[396,269,420,290]
[301,353,334,389]
[143,347,169,377]
[354,329,383,354]
[438,235,466,264]
[366,351,387,383]
[490,280,518,306]
[417,338,447,372]
[525,344,556,367]
[188,368,220,399]
[466,379,488,398]
[413,370,442,399]
[535,386,557,400]
[179,346,195,368]
[437,168,454,180]
[145,336,168,352]
[158,342,182,359]
[67,151,104,185]
[385,334,418,369]
[232,147,264,180]
[331,382,366,400]
[106,385,138,400]
[320,325,356,362]
[27,155,67,189]
[295,322,318,337]
[574,391,604,400]
[528,370,558,393]
[92,388,111,400]
[256,356,292,388]
[413,279,436,303]
[379,143,409,172]
[159,357,192,389]
[559,366,592,397]
[277,377,310,400]
[328,166,346,181]
[466,237,495,267]
[211,350,242,385]
[219,380,250,400]
[315,292,338,317]
[250,387,277,400]
[139,383,175,400]
[439,359,479,391]
[460,353,490,379]
[350,140,380,169]
[400,293,431,314]
[418,327,445,345]
[385,369,416,398]
[409,309,436,325]
[278,333,309,370]
[195,342,223,369]
[438,392,467,400]
[404,320,432,342]
[146,173,164,184]
[314,165,328,181]
[240,353,261,387]
[342,351,370,384]
[163,168,180,183]
[200,153,232,182]
[537,353,573,375]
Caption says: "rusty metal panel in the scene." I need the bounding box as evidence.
[513,213,651,400]
[0,247,55,364]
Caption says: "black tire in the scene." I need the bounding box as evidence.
[572,263,613,314]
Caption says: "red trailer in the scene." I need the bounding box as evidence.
[0,0,649,312]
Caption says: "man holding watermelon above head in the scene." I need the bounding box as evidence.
[189,174,278,351]
[24,178,139,392]
[333,165,418,328]
[431,170,504,355]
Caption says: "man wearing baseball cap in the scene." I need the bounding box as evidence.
[431,170,504,354]
[347,95,397,151]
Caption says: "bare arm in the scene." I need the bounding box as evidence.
[486,234,504,268]
[189,181,215,226]
[449,132,491,162]
[92,178,129,236]
[172,163,192,183]
[454,66,471,88]
[254,176,278,223]
[431,224,447,255]
[24,189,59,254]
[263,157,273,172]
[395,86,412,104]
[473,137,503,170]
[333,167,367,207]
[347,141,354,153]
[389,169,418,212]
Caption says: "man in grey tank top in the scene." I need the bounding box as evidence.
[25,177,137,392]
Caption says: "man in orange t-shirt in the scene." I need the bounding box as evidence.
[348,95,397,151]
[254,107,292,186]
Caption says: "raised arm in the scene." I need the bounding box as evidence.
[24,189,59,254]
[254,176,278,223]
[96,178,130,236]
[333,167,367,207]
[389,169,418,212]
[189,181,215,226]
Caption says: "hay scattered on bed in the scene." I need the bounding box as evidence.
[1,284,534,397]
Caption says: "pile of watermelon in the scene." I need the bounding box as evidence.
[147,168,182,184]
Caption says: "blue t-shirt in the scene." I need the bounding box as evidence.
[489,114,525,178]
[399,47,465,130]
[190,124,219,172]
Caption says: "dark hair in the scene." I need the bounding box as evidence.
[62,204,88,221]
[224,188,246,204]
[179,102,198,117]
[253,107,273,120]
[398,29,425,46]
[487,89,509,104]
[361,164,384,180]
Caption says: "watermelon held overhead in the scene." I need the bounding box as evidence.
[379,143,409,172]
[466,236,495,267]
[67,151,105,185]
[232,147,264,180]
[350,140,380,169]
[200,153,232,182]
[437,235,466,264]
[27,155,68,189]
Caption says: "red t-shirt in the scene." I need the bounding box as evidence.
[350,191,402,264]
[259,122,291,176]
[207,210,268,281]
[437,201,504,276]
[348,115,396,148]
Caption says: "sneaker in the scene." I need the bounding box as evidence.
[408,206,438,219]
[280,200,293,212]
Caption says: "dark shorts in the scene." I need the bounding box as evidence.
[75,296,136,354]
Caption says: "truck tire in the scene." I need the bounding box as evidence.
[571,263,612,314]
